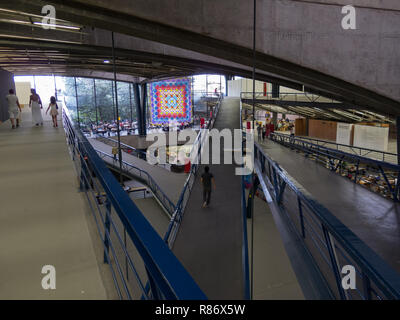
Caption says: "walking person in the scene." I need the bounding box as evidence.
[112,146,118,161]
[6,89,22,129]
[45,96,59,127]
[289,123,295,144]
[262,125,267,142]
[201,166,216,208]
[257,124,262,142]
[29,89,44,126]
[266,123,271,139]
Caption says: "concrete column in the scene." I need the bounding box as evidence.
[272,112,278,127]
[140,83,147,136]
[272,84,280,98]
[74,77,80,125]
[397,116,400,165]
[225,74,233,97]
[133,83,142,135]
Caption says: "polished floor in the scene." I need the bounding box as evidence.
[249,195,304,299]
[171,98,304,299]
[0,107,107,299]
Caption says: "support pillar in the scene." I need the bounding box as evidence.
[272,112,278,127]
[129,83,133,124]
[140,83,147,136]
[74,77,80,126]
[53,74,58,101]
[272,83,280,98]
[111,81,116,121]
[397,116,400,165]
[225,74,233,97]
[133,83,142,135]
[93,79,99,127]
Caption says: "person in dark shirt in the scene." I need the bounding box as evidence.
[201,166,216,208]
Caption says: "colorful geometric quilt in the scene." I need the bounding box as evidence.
[150,78,192,124]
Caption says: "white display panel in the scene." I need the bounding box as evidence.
[15,82,32,105]
[353,125,389,152]
[336,123,353,145]
[227,79,242,97]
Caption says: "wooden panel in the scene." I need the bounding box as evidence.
[295,118,307,136]
[308,119,337,141]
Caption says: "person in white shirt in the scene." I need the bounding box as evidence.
[45,96,59,127]
[6,89,22,129]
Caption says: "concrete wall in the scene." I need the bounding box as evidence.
[228,79,270,97]
[7,1,399,113]
[0,68,15,123]
[76,0,400,103]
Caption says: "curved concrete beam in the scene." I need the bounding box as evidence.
[5,0,400,114]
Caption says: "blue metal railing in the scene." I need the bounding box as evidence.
[270,132,400,201]
[273,132,398,164]
[253,142,400,300]
[95,149,176,217]
[62,106,206,300]
[97,136,148,159]
[241,175,251,300]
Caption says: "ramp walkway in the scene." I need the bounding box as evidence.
[171,98,245,299]
[88,138,187,205]
[258,138,400,274]
[0,107,107,299]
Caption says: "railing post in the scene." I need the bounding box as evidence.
[272,167,279,199]
[322,226,347,300]
[362,272,372,300]
[146,268,162,300]
[79,156,89,191]
[277,180,286,204]
[354,160,360,184]
[103,199,111,264]
[297,197,305,238]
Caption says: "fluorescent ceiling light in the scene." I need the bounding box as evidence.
[33,22,81,30]
[0,19,31,25]
[103,60,110,64]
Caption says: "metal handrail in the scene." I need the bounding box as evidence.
[274,132,397,163]
[240,91,339,103]
[95,149,176,217]
[254,143,400,299]
[272,132,399,170]
[97,135,147,158]
[239,98,251,300]
[270,132,400,201]
[62,106,206,300]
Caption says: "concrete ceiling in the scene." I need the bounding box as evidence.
[0,0,399,118]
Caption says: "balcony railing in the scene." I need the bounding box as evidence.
[62,106,206,300]
[253,142,400,300]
